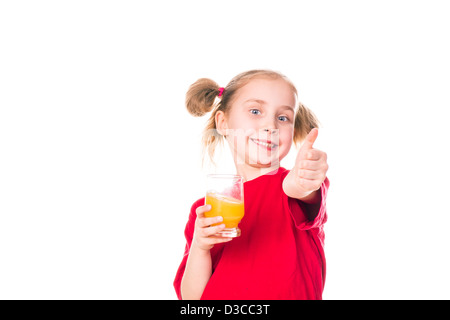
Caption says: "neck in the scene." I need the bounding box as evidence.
[234,162,280,182]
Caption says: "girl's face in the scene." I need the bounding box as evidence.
[216,77,296,173]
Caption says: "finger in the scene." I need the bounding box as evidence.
[202,223,226,237]
[301,128,318,151]
[298,159,323,170]
[198,216,223,228]
[296,178,323,192]
[200,235,233,248]
[298,169,325,180]
[195,204,211,218]
[306,149,326,161]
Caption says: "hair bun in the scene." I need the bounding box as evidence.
[186,78,220,117]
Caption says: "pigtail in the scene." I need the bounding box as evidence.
[185,78,221,117]
[293,102,320,146]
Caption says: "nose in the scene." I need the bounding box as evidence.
[260,116,278,135]
[263,128,278,134]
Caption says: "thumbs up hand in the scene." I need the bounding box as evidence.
[282,128,328,203]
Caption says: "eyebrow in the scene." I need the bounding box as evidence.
[244,99,295,111]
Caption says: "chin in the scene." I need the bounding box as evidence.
[247,155,280,168]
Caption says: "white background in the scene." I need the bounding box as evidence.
[1,0,449,299]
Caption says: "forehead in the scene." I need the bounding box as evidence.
[234,77,297,108]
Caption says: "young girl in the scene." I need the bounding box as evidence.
[174,70,329,300]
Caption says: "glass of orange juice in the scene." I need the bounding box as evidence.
[205,174,245,238]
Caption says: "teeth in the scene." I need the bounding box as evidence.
[252,139,276,148]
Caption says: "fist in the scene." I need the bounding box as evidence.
[192,204,233,251]
[295,128,328,194]
[283,128,328,200]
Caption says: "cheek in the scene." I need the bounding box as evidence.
[278,129,293,155]
[225,129,252,156]
[279,128,294,145]
[227,113,260,132]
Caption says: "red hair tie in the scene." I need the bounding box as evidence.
[218,87,225,97]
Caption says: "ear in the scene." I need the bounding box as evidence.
[215,110,228,136]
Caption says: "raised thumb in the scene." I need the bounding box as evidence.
[301,128,318,150]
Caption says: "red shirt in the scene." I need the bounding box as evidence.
[174,167,329,300]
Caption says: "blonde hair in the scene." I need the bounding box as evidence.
[185,69,319,163]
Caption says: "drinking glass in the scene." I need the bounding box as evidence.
[205,174,245,237]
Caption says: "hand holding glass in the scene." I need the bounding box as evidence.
[205,174,245,238]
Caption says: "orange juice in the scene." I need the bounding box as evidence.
[205,193,245,228]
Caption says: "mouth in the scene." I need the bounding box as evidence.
[250,138,278,150]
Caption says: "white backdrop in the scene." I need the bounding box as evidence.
[1,0,449,299]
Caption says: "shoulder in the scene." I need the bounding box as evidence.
[183,197,205,241]
[279,167,290,179]
[267,167,290,189]
[190,197,205,212]
[187,197,205,221]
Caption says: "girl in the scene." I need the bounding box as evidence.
[174,70,329,300]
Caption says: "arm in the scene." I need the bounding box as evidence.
[180,204,232,300]
[180,244,213,300]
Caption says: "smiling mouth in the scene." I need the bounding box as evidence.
[250,138,278,149]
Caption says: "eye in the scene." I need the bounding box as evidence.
[278,115,289,122]
[250,109,261,115]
